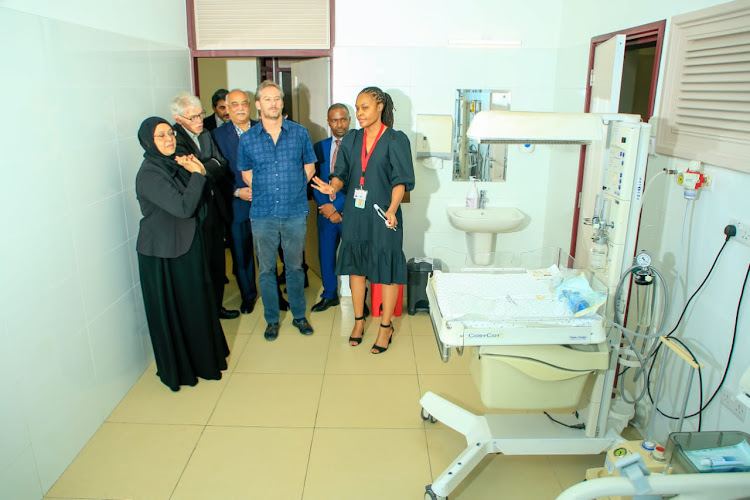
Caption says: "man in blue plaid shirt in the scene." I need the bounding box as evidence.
[238,81,317,341]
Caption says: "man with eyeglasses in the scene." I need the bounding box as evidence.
[171,91,239,320]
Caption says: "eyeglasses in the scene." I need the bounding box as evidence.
[154,130,176,140]
[181,111,206,122]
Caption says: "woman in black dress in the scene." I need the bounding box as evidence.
[135,117,229,390]
[312,87,415,353]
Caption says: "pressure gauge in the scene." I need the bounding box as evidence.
[635,251,652,268]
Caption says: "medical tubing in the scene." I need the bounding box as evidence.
[668,199,691,325]
[608,263,670,405]
[647,262,748,424]
[636,238,727,381]
[638,168,666,212]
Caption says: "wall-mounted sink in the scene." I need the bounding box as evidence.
[446,206,527,265]
[447,206,525,233]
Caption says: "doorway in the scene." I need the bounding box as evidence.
[585,20,666,120]
[193,55,332,278]
[570,20,666,260]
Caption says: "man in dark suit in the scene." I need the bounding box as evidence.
[212,89,285,315]
[203,89,230,132]
[310,103,351,312]
[171,91,239,319]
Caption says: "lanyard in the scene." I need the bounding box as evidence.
[359,123,385,186]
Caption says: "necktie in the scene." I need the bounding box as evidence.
[329,139,340,201]
[331,139,341,173]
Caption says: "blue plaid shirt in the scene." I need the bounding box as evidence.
[237,119,317,219]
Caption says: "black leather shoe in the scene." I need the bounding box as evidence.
[219,307,240,320]
[264,323,280,341]
[292,317,314,335]
[311,296,340,312]
[279,297,290,311]
[304,273,309,288]
[240,299,256,314]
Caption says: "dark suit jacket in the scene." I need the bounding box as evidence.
[212,120,258,223]
[135,160,206,258]
[203,113,225,132]
[313,137,346,213]
[173,123,232,223]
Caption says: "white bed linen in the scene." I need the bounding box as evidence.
[431,271,599,327]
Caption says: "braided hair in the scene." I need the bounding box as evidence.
[358,86,394,128]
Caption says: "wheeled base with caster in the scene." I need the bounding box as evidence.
[420,391,612,499]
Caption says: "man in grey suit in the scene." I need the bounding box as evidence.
[171,91,239,319]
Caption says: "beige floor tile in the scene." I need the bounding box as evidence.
[324,323,417,375]
[425,428,563,499]
[334,298,413,334]
[250,308,333,338]
[418,374,489,416]
[303,428,432,499]
[234,331,330,374]
[548,453,606,491]
[409,311,435,335]
[208,373,323,427]
[224,330,251,371]
[46,422,202,500]
[414,336,472,375]
[316,374,423,428]
[107,362,228,425]
[172,426,313,500]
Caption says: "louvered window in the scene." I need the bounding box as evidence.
[655,0,750,173]
[193,0,330,51]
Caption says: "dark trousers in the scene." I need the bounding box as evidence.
[317,214,342,299]
[231,218,258,303]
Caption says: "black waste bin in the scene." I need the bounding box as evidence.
[407,258,442,315]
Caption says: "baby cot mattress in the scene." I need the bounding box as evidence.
[427,270,606,347]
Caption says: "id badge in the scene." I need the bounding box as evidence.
[353,188,368,209]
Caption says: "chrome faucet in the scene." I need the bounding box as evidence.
[478,190,488,209]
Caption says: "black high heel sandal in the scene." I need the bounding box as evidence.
[371,323,394,354]
[349,315,367,346]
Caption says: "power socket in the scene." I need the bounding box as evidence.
[729,218,750,247]
[721,388,747,421]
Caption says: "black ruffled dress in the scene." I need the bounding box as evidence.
[330,127,415,285]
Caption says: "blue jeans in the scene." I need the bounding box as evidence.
[251,216,307,324]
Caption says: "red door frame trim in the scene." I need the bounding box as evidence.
[569,20,666,259]
[185,0,335,99]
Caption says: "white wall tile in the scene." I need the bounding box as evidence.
[0,322,32,472]
[119,136,147,193]
[62,140,123,210]
[19,327,101,491]
[0,447,42,500]
[71,194,129,263]
[89,290,146,416]
[78,241,134,322]
[149,47,191,89]
[114,86,156,141]
[0,6,190,496]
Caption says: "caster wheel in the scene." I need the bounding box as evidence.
[424,484,447,500]
[420,408,437,423]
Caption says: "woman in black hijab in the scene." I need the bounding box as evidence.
[135,117,229,391]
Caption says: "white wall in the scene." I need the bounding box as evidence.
[555,0,750,442]
[333,0,577,262]
[0,3,190,498]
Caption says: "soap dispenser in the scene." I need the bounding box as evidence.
[466,176,479,209]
